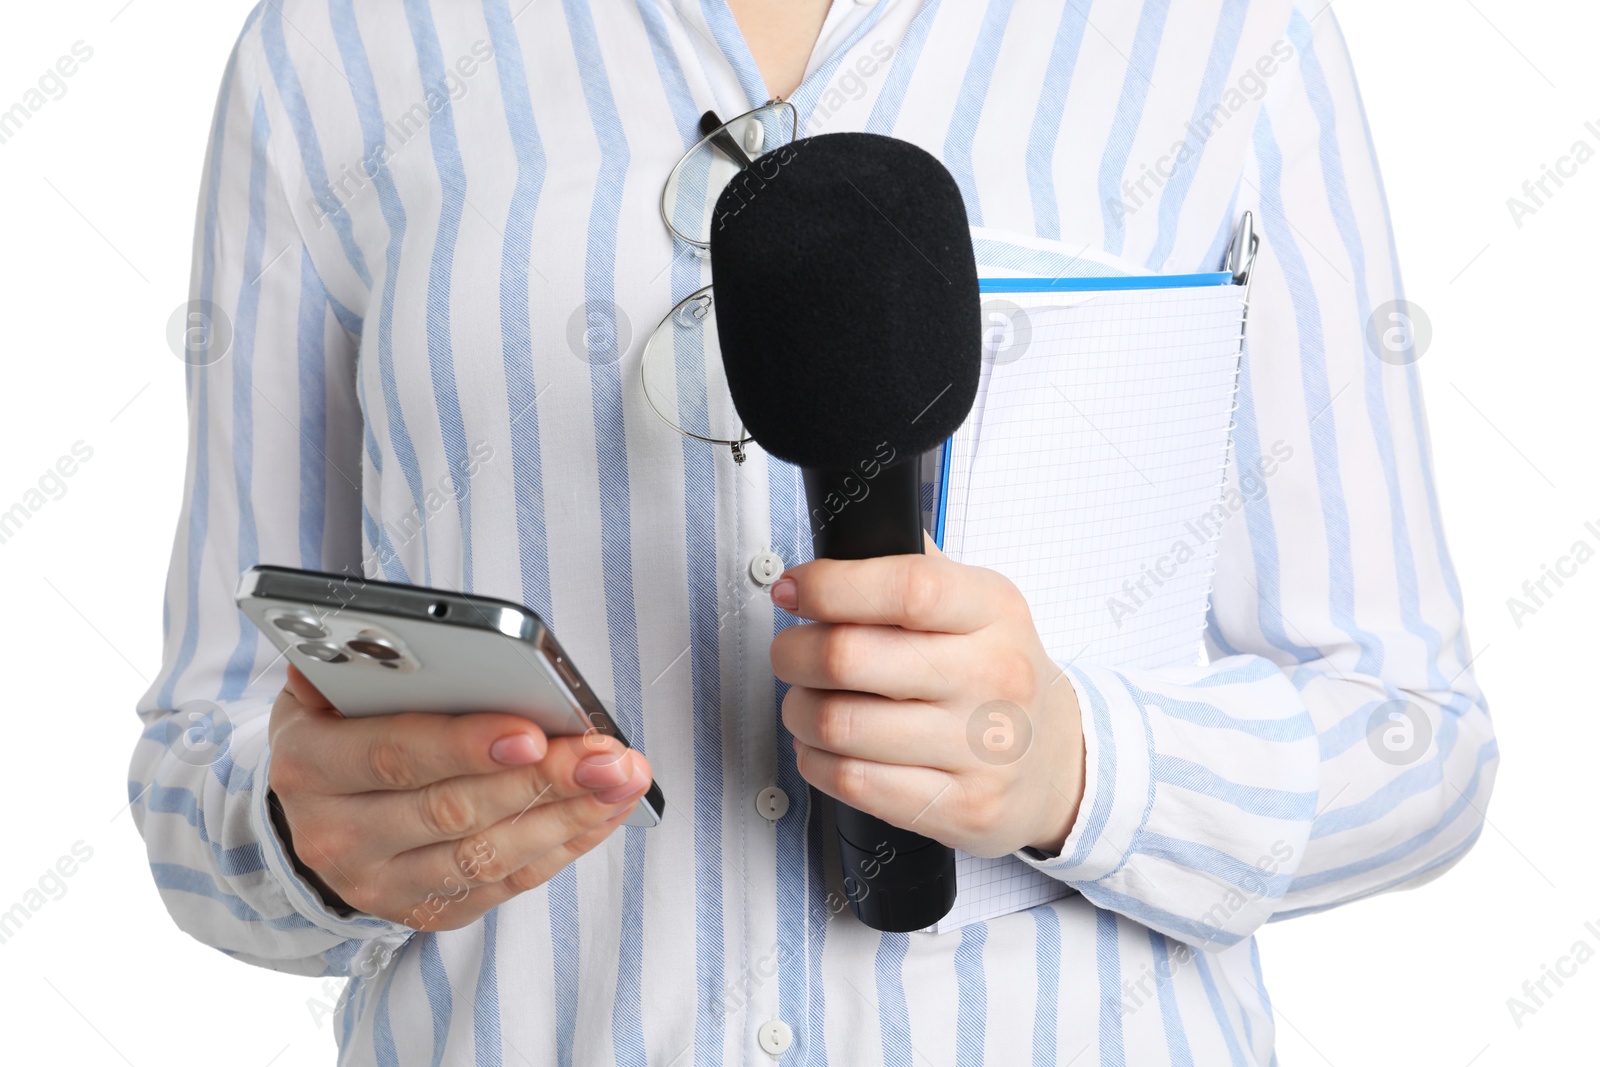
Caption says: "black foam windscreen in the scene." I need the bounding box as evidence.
[708,132,981,470]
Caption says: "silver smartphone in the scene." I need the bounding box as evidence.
[235,565,664,828]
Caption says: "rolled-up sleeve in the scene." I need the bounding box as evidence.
[128,13,414,977]
[1013,4,1497,951]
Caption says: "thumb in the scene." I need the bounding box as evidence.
[922,530,947,559]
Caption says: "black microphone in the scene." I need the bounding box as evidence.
[709,131,982,932]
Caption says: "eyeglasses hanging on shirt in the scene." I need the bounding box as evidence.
[640,100,798,464]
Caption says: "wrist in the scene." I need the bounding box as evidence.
[1024,674,1087,856]
[1024,774,1082,857]
[267,787,357,918]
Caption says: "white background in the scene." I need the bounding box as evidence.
[0,1,1593,1064]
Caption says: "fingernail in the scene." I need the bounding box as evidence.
[594,759,644,804]
[491,734,543,765]
[576,752,631,789]
[770,577,798,611]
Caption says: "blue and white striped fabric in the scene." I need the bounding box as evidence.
[130,1,1497,1063]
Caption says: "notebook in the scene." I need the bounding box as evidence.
[914,266,1252,934]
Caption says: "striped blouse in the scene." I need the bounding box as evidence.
[130,0,1497,1064]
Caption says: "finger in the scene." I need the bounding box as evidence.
[781,687,965,772]
[769,621,962,701]
[773,551,1010,633]
[401,805,637,932]
[297,710,568,794]
[350,742,652,855]
[284,663,333,710]
[391,777,650,903]
[792,737,958,837]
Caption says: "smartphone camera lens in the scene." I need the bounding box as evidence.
[347,635,402,662]
[273,612,327,640]
[298,642,348,663]
[427,601,450,618]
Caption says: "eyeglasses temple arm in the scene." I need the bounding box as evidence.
[698,109,752,169]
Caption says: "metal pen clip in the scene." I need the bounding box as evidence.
[1225,210,1258,286]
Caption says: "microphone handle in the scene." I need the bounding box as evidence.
[802,458,957,932]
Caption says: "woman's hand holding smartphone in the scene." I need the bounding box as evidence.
[266,664,654,931]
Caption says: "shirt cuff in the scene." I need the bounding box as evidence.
[249,742,418,941]
[1011,660,1153,883]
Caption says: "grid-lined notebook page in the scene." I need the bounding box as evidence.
[923,279,1247,933]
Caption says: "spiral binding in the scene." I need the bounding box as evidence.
[1188,212,1259,652]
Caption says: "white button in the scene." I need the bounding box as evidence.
[756,786,790,821]
[749,550,784,586]
[757,1019,793,1056]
